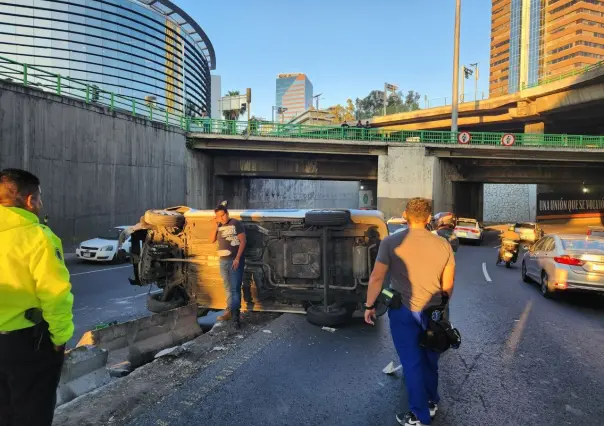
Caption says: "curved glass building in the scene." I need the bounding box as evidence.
[0,0,215,116]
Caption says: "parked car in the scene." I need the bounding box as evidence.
[76,226,135,262]
[124,207,390,327]
[509,222,544,243]
[521,234,604,298]
[454,218,484,245]
[587,226,604,237]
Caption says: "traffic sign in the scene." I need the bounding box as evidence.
[501,133,516,147]
[458,131,471,144]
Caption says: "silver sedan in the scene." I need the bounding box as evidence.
[521,234,604,298]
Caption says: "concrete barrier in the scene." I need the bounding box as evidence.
[77,303,202,367]
[56,345,110,406]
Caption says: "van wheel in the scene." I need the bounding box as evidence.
[306,304,352,327]
[146,291,186,313]
[144,210,185,228]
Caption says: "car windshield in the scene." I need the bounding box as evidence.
[98,227,123,240]
[457,221,477,228]
[561,238,604,252]
[516,223,535,230]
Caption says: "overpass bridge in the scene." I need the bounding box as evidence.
[371,62,604,134]
[187,119,604,220]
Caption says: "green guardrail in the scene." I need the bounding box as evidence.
[522,61,604,90]
[0,54,188,129]
[187,118,604,150]
[1,53,603,150]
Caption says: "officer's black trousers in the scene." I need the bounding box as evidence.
[0,326,64,426]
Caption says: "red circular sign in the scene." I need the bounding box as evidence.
[501,133,516,147]
[458,131,471,144]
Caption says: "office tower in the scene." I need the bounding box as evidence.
[275,73,313,122]
[490,0,604,96]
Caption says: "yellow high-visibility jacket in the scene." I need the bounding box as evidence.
[0,206,74,345]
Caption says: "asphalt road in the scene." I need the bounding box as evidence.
[124,232,604,426]
[66,258,151,347]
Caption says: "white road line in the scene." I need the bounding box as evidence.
[70,265,131,277]
[493,245,501,249]
[482,262,492,282]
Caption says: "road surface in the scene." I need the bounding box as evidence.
[122,232,604,426]
[66,259,150,347]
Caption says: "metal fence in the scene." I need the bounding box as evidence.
[188,118,604,150]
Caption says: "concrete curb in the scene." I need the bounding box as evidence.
[77,303,203,368]
[56,346,111,406]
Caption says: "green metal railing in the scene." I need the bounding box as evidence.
[2,53,604,150]
[0,54,187,129]
[522,61,604,90]
[188,118,604,150]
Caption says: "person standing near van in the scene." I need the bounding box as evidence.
[0,168,74,426]
[364,198,456,426]
[209,203,247,328]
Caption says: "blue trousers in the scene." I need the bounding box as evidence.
[219,257,245,311]
[389,305,440,425]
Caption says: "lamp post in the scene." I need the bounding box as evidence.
[451,0,461,133]
[383,82,399,116]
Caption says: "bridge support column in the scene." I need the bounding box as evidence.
[524,121,545,134]
[185,150,213,208]
[377,146,459,219]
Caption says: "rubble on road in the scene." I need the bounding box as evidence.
[52,312,279,426]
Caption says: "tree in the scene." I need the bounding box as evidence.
[222,90,247,120]
[327,98,356,123]
[355,89,421,118]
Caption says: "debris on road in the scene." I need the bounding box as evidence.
[383,361,402,375]
[154,346,186,359]
[321,326,337,333]
[262,329,272,334]
[212,346,227,352]
[108,361,133,378]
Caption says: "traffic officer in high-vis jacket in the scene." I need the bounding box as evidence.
[0,168,74,426]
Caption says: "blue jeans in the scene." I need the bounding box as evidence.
[389,305,440,425]
[219,257,245,311]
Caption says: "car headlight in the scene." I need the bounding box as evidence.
[101,245,114,251]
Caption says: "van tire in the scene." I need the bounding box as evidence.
[146,292,186,313]
[305,210,351,227]
[306,304,352,327]
[144,210,185,228]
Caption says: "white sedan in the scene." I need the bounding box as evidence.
[454,218,484,245]
[76,226,134,262]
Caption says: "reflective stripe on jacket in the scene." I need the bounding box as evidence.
[0,206,74,345]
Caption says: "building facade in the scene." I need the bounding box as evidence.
[275,73,313,122]
[0,0,215,116]
[490,0,604,97]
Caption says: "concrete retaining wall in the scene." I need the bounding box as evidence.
[0,81,189,250]
[483,184,537,223]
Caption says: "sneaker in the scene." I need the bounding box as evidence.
[396,412,424,426]
[429,402,438,419]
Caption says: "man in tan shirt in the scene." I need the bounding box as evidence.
[364,198,456,426]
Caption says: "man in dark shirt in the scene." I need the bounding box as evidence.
[364,198,456,426]
[209,203,247,328]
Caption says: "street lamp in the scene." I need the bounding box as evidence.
[272,106,288,122]
[383,82,399,116]
[470,63,479,102]
[451,0,461,133]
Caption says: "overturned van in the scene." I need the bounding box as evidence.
[122,207,389,326]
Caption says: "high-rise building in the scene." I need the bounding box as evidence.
[275,73,313,122]
[490,0,604,97]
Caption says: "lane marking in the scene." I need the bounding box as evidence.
[493,245,501,249]
[482,262,492,282]
[504,300,533,363]
[70,265,131,276]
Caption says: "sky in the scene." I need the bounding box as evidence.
[177,0,493,120]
